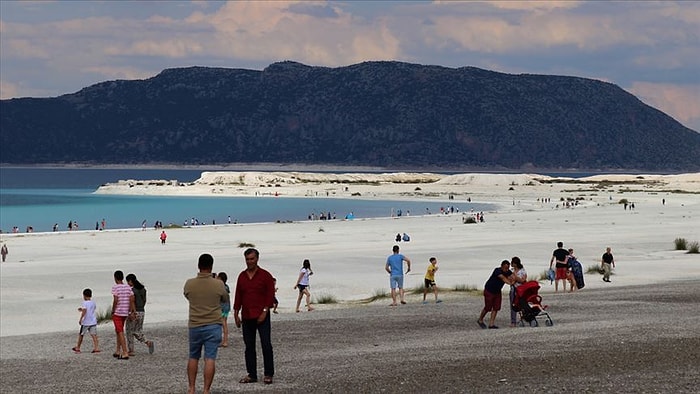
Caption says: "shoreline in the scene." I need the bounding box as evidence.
[1,171,699,338]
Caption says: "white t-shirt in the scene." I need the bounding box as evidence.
[299,268,311,286]
[81,299,97,326]
[513,269,528,288]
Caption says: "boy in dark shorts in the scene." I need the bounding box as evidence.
[422,257,441,304]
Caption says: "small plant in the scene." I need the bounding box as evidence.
[463,216,477,224]
[414,187,422,191]
[238,242,255,248]
[619,198,629,205]
[410,284,425,295]
[537,269,550,281]
[314,293,338,304]
[453,284,478,293]
[318,227,325,232]
[674,237,688,250]
[586,265,604,275]
[97,307,112,324]
[367,288,389,302]
[687,241,699,254]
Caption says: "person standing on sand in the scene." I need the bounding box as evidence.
[478,260,514,329]
[125,273,155,356]
[1,243,8,262]
[549,242,570,292]
[509,257,527,327]
[72,288,100,354]
[601,247,615,283]
[422,257,441,304]
[294,259,315,312]
[386,245,411,306]
[160,230,167,244]
[234,248,276,385]
[184,254,229,394]
[112,270,135,360]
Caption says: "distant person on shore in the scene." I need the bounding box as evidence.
[477,260,514,329]
[566,248,578,291]
[216,272,231,347]
[549,242,570,292]
[294,259,314,313]
[125,273,154,356]
[422,257,441,304]
[53,223,59,232]
[1,243,8,262]
[72,288,100,354]
[141,220,147,231]
[101,218,106,230]
[184,253,229,394]
[160,230,167,244]
[601,247,615,283]
[509,257,527,327]
[385,245,411,306]
[112,270,135,360]
[272,278,279,314]
[234,248,276,385]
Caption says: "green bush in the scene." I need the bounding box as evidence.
[619,198,629,205]
[367,288,389,302]
[674,238,688,250]
[453,284,478,292]
[586,265,604,275]
[238,242,255,248]
[314,293,338,304]
[688,241,699,254]
[97,307,112,324]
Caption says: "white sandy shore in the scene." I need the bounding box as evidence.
[1,172,699,338]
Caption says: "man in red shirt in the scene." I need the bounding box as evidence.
[234,248,276,385]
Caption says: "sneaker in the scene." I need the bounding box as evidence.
[477,321,487,329]
[436,299,443,304]
[422,301,428,305]
[147,341,155,355]
[488,325,499,329]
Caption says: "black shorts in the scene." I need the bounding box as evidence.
[424,279,436,288]
[297,284,308,293]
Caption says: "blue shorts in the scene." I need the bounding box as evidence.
[188,324,222,360]
[390,275,404,289]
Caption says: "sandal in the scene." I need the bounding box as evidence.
[263,376,273,385]
[239,376,257,384]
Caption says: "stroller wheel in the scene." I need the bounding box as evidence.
[530,320,539,327]
[545,319,554,327]
[518,320,525,327]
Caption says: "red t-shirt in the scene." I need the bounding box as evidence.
[233,267,275,320]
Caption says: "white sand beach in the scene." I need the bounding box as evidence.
[1,172,698,338]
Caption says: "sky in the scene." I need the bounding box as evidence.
[1,0,698,131]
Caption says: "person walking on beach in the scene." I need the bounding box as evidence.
[112,270,135,360]
[72,288,100,354]
[1,243,8,262]
[601,247,615,283]
[294,259,314,312]
[422,257,441,304]
[509,257,528,327]
[234,248,276,385]
[160,230,167,244]
[385,245,411,306]
[125,273,155,356]
[477,260,514,329]
[549,242,570,292]
[184,253,229,394]
[216,272,231,347]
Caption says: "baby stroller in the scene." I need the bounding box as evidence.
[512,281,553,327]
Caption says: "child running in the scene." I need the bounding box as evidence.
[422,257,442,304]
[73,288,100,353]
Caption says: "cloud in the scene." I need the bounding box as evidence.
[629,82,700,131]
[0,80,20,99]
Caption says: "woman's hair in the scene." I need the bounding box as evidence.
[511,256,523,269]
[217,272,228,283]
[302,259,311,269]
[125,273,144,290]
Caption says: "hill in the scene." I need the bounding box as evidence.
[1,61,699,171]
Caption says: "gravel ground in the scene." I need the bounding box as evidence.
[2,280,699,393]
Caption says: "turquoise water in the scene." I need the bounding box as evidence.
[0,168,493,232]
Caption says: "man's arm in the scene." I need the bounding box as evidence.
[404,257,411,274]
[385,262,392,274]
[79,307,86,325]
[549,255,555,268]
[112,295,118,315]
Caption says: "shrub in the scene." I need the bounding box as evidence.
[410,284,425,295]
[619,198,629,205]
[674,238,688,250]
[586,265,604,275]
[463,216,477,224]
[314,293,338,304]
[97,307,112,324]
[367,288,389,302]
[238,242,255,248]
[453,284,478,293]
[687,241,699,254]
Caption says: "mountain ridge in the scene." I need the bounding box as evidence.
[1,61,698,171]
